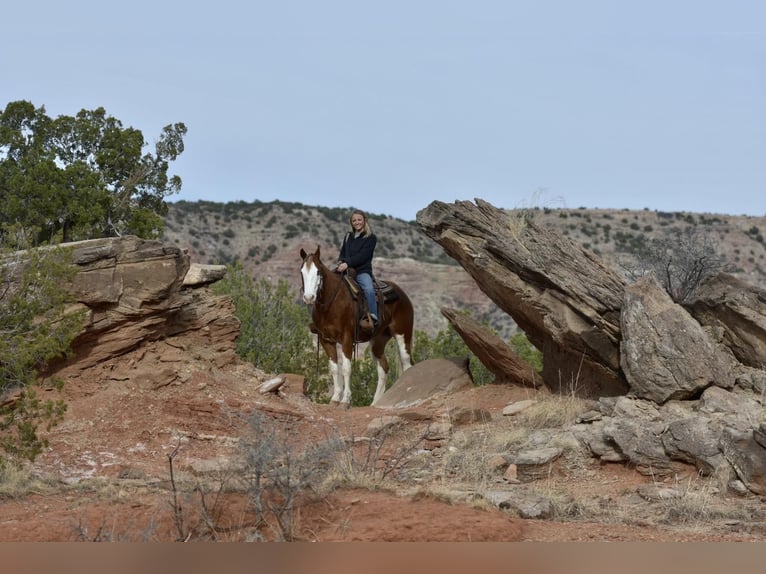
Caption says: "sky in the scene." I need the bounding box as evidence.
[3,1,765,222]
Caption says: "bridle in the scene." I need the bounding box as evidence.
[302,252,343,311]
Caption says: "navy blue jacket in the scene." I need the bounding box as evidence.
[339,232,377,277]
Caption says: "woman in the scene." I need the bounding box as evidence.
[337,209,378,329]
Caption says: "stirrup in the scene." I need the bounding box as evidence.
[360,314,376,331]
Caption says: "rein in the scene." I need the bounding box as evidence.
[315,271,344,311]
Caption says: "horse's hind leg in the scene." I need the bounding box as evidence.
[394,332,413,372]
[370,336,391,406]
[338,341,353,408]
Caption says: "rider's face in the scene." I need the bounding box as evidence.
[351,214,365,231]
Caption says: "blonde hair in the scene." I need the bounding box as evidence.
[348,209,373,237]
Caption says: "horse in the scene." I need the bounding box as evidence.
[299,245,414,407]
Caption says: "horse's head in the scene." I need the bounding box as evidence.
[299,245,322,305]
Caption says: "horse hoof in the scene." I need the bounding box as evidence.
[330,400,339,407]
[342,402,351,410]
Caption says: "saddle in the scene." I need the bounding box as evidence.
[343,268,399,303]
[340,273,398,303]
[336,271,399,333]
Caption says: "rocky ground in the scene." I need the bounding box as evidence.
[1,334,764,542]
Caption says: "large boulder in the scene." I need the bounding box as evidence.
[620,275,735,403]
[375,357,474,409]
[686,273,766,369]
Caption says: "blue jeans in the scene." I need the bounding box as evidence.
[356,273,378,319]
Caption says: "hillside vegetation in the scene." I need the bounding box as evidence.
[161,199,766,336]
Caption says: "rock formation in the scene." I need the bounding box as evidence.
[48,236,239,376]
[417,199,628,397]
[621,275,735,403]
[686,272,766,369]
[417,198,766,495]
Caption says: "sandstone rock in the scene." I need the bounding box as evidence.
[721,426,766,496]
[183,263,228,287]
[504,447,563,482]
[502,399,537,416]
[45,236,239,376]
[699,386,762,422]
[571,420,627,463]
[660,414,726,476]
[259,376,285,394]
[602,397,673,476]
[492,490,554,520]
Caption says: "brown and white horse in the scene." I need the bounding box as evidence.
[299,246,414,407]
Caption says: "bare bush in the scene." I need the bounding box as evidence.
[620,227,726,303]
[334,423,429,488]
[240,412,343,541]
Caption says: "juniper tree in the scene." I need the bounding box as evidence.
[0,100,186,246]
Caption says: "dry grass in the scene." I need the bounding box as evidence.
[655,472,753,527]
[0,464,53,498]
[514,394,594,429]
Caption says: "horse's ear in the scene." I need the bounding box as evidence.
[316,244,321,258]
[300,248,307,259]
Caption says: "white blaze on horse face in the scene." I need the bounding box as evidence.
[301,259,321,304]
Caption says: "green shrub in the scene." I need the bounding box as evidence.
[413,320,493,386]
[0,245,85,468]
[347,343,404,407]
[212,265,329,401]
[509,333,543,372]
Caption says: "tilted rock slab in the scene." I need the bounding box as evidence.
[417,199,628,397]
[440,306,540,387]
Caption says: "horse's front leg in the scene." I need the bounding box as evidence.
[319,337,343,405]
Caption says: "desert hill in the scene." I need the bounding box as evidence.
[161,199,766,338]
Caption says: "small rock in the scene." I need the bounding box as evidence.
[502,400,537,416]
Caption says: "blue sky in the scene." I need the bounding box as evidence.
[4,1,764,221]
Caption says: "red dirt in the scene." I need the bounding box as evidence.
[0,337,762,542]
